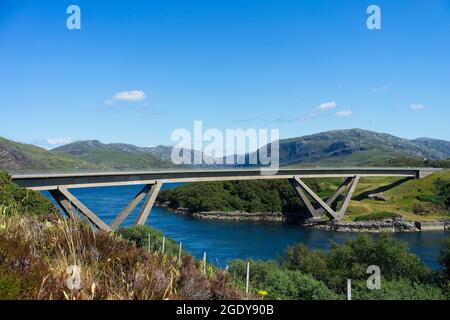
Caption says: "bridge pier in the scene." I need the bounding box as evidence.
[135,181,163,225]
[290,175,360,221]
[49,181,163,232]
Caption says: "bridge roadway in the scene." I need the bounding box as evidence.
[10,167,442,231]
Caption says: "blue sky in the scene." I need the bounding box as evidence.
[0,0,449,149]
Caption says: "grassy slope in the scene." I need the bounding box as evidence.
[0,137,97,171]
[345,170,450,221]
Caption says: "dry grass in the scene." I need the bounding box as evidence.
[0,210,246,300]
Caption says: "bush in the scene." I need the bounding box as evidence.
[228,259,338,300]
[0,171,58,216]
[264,269,340,300]
[354,211,401,221]
[280,244,329,280]
[434,178,450,209]
[116,225,182,257]
[352,278,446,300]
[325,235,430,291]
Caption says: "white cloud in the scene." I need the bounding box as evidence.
[113,90,146,101]
[112,90,146,102]
[409,103,425,110]
[317,101,337,110]
[336,110,353,117]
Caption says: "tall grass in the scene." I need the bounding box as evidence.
[0,208,245,300]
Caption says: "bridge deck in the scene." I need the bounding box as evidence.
[11,167,441,190]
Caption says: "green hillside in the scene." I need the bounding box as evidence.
[346,170,450,221]
[0,137,97,171]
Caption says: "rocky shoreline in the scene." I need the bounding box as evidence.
[156,202,449,233]
[313,219,449,233]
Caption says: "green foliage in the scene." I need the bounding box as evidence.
[116,225,183,257]
[280,244,329,280]
[440,237,450,279]
[352,278,446,300]
[263,269,339,300]
[228,259,339,300]
[0,272,22,300]
[416,195,442,205]
[325,235,430,290]
[231,235,442,300]
[158,179,342,214]
[434,178,450,209]
[0,171,58,216]
[354,211,401,221]
[414,178,450,210]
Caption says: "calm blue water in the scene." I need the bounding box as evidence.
[43,183,447,269]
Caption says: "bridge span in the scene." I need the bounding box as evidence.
[11,167,441,232]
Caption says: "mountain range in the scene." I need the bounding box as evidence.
[258,129,450,167]
[1,129,449,171]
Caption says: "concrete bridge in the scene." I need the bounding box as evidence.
[11,168,441,232]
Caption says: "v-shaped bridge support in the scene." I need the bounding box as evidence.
[49,181,163,232]
[289,175,360,221]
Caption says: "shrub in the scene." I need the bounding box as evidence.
[325,235,430,291]
[280,244,329,280]
[228,259,338,300]
[434,178,450,209]
[116,225,182,257]
[264,269,339,300]
[352,278,446,300]
[0,171,58,216]
[354,211,401,221]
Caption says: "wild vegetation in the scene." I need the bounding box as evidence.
[159,180,307,214]
[229,235,450,300]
